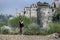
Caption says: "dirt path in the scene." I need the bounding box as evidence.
[0,35,60,40]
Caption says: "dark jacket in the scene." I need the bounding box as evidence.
[19,21,24,28]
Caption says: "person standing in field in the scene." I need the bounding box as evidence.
[19,19,24,35]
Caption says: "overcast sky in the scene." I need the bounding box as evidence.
[0,0,60,16]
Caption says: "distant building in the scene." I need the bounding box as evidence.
[37,2,54,28]
[16,9,20,16]
[52,0,59,8]
[54,0,59,8]
[16,9,24,16]
[24,4,37,18]
[24,7,31,18]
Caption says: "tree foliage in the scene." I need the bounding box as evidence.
[53,8,60,22]
[0,14,8,27]
[9,16,32,28]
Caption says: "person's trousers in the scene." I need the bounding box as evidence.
[20,27,24,34]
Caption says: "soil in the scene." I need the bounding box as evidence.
[0,33,60,40]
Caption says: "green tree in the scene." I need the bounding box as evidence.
[9,16,32,28]
[0,14,8,27]
[53,8,60,22]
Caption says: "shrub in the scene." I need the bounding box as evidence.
[1,25,12,34]
[24,23,40,35]
[24,22,60,35]
[48,22,60,34]
[39,22,60,35]
[10,27,20,35]
[2,29,10,34]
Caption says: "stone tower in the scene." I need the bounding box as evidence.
[54,0,59,8]
[37,2,54,28]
